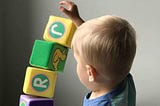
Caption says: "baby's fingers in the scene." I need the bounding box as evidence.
[59,6,70,15]
[59,0,74,10]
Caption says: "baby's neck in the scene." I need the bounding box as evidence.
[89,88,110,99]
[89,79,122,99]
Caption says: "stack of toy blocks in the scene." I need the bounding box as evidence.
[19,16,76,106]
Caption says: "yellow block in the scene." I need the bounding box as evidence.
[43,16,76,48]
[23,67,57,98]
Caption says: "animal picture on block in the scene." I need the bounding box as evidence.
[29,40,68,72]
[43,15,76,48]
[23,67,57,98]
[19,94,54,106]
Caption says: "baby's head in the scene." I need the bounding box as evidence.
[72,15,136,90]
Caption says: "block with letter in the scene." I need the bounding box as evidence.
[19,94,54,106]
[29,40,68,72]
[23,67,57,98]
[43,16,76,48]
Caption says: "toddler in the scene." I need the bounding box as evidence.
[59,1,136,106]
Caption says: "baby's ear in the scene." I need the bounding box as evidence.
[86,65,98,82]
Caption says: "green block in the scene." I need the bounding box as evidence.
[29,40,68,72]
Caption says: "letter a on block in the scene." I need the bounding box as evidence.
[43,16,76,48]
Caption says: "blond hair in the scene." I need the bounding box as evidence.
[72,15,136,80]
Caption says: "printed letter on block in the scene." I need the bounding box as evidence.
[29,40,68,72]
[43,16,76,48]
[23,67,57,98]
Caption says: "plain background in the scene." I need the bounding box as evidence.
[0,0,160,106]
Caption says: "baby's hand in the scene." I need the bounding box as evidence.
[59,0,84,27]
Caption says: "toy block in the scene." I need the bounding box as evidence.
[29,40,68,72]
[43,15,77,48]
[23,67,57,98]
[19,94,54,106]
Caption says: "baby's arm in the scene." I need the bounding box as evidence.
[59,0,84,27]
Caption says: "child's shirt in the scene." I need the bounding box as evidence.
[83,73,136,106]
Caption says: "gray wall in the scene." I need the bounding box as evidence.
[0,0,160,106]
[0,0,3,105]
[0,0,32,106]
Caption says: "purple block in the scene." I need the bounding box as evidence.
[19,94,54,106]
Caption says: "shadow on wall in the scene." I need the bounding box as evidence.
[0,0,32,106]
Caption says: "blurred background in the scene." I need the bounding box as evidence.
[0,0,160,106]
